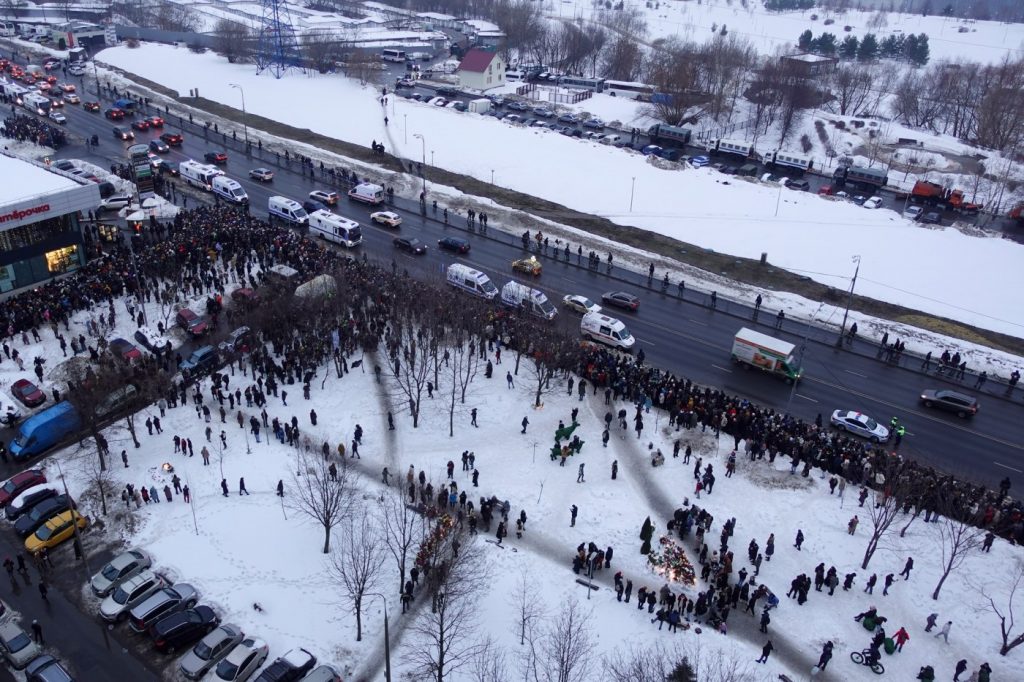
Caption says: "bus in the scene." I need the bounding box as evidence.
[381,49,407,62]
[604,80,657,100]
[558,76,605,92]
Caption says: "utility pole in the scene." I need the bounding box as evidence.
[836,255,860,347]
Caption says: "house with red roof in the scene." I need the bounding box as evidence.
[456,48,505,91]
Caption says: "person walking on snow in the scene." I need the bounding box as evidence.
[521,416,529,433]
[894,626,910,652]
[756,640,773,663]
[794,529,804,550]
[817,641,833,670]
[925,613,938,632]
[577,463,585,483]
[900,556,914,580]
[934,621,952,643]
[570,504,578,527]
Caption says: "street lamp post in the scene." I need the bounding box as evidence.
[229,83,249,149]
[413,133,426,195]
[787,303,824,412]
[365,593,392,682]
[491,169,494,185]
[403,114,407,145]
[629,176,636,212]
[836,255,861,347]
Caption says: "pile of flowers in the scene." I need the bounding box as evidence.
[415,513,455,568]
[647,536,696,585]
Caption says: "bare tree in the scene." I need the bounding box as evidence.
[302,30,338,73]
[403,532,487,682]
[932,497,985,600]
[213,18,254,64]
[509,566,546,646]
[538,598,596,682]
[976,558,1024,655]
[444,332,479,438]
[378,486,423,595]
[859,463,914,570]
[329,514,385,641]
[77,442,117,517]
[604,640,693,682]
[289,453,357,553]
[388,320,433,428]
[467,637,508,682]
[829,63,874,116]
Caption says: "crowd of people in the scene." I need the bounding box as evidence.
[2,111,66,148]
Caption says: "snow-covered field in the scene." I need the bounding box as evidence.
[97,43,1024,341]
[568,0,1024,65]
[8,293,1021,682]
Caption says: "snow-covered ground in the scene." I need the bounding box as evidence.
[9,295,1020,682]
[97,43,1024,342]
[566,0,1024,65]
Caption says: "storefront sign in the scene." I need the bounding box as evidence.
[0,204,51,224]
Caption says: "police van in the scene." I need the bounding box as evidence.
[446,264,498,300]
[308,209,362,248]
[268,196,308,225]
[211,176,248,204]
[179,160,223,191]
[581,312,635,351]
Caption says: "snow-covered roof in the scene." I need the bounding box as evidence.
[417,12,457,21]
[462,19,499,32]
[784,53,836,63]
[0,153,80,206]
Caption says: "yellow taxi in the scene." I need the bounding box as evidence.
[512,256,542,276]
[25,509,88,553]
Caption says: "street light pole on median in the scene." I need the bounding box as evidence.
[229,83,248,149]
[836,255,861,347]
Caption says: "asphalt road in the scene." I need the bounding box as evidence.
[8,62,1024,491]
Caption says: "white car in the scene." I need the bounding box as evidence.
[99,569,166,622]
[249,168,274,182]
[903,205,923,220]
[48,111,66,124]
[212,637,268,681]
[0,621,40,670]
[830,410,890,443]
[63,92,80,104]
[428,97,447,107]
[90,548,152,597]
[370,211,402,227]
[562,295,602,315]
[863,197,883,209]
[99,194,132,211]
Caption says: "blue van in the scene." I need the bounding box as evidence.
[10,402,82,461]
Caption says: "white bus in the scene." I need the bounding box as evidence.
[381,49,407,62]
[604,80,656,100]
[558,76,606,92]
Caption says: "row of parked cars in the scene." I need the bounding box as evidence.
[86,547,338,681]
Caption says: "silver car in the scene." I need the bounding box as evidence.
[90,548,152,597]
[0,621,41,669]
[178,623,243,680]
[212,637,269,681]
[99,569,165,622]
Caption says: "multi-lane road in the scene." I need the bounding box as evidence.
[10,60,1023,492]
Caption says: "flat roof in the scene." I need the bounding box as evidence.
[0,153,81,206]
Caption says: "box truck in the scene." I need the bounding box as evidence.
[308,209,362,247]
[500,281,557,320]
[730,327,802,382]
[10,402,82,461]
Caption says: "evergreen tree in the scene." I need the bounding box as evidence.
[858,33,879,61]
[908,33,930,65]
[839,35,859,59]
[879,34,903,58]
[798,29,813,51]
[667,657,698,682]
[813,32,838,55]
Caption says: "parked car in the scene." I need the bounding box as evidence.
[601,291,640,311]
[160,132,183,146]
[231,288,261,307]
[690,155,710,168]
[177,623,244,679]
[557,113,578,124]
[213,637,268,682]
[370,211,401,227]
[11,379,45,407]
[903,205,924,220]
[90,548,153,597]
[108,337,142,361]
[919,389,978,418]
[437,237,470,254]
[302,200,329,215]
[0,621,41,669]
[176,308,209,338]
[14,494,73,538]
[149,605,220,654]
[921,211,942,224]
[308,190,338,206]
[863,196,883,209]
[393,237,427,255]
[254,648,317,682]
[562,295,601,315]
[302,665,342,682]
[100,194,132,211]
[582,118,604,129]
[129,583,199,634]
[787,179,810,191]
[100,570,166,622]
[24,654,74,682]
[5,485,57,521]
[179,346,219,376]
[204,151,228,165]
[134,327,170,356]
[24,509,87,553]
[0,470,46,507]
[249,168,274,182]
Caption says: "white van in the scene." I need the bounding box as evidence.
[179,160,223,191]
[581,312,635,351]
[308,209,362,248]
[347,182,384,205]
[500,281,557,320]
[0,22,15,38]
[268,196,308,225]
[446,264,497,300]
[212,176,248,205]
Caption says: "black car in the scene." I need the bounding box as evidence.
[149,139,169,154]
[601,291,640,312]
[393,237,427,255]
[302,200,329,215]
[921,211,942,224]
[255,648,317,682]
[920,389,978,418]
[437,237,470,254]
[112,126,134,141]
[436,86,460,97]
[150,605,220,655]
[787,179,810,191]
[5,487,56,521]
[14,495,72,538]
[160,161,180,177]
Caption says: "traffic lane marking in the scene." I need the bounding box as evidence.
[994,461,1023,473]
[712,364,733,373]
[796,394,818,403]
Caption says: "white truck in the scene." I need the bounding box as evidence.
[308,209,362,248]
[446,264,497,300]
[179,160,223,191]
[730,327,802,382]
[468,98,491,114]
[347,182,384,205]
[500,281,557,320]
[211,176,248,204]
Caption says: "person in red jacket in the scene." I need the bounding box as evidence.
[894,626,911,652]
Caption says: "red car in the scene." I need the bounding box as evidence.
[146,116,164,128]
[105,108,126,121]
[11,379,46,407]
[204,151,228,165]
[108,338,142,361]
[230,288,261,307]
[131,119,150,132]
[0,470,46,507]
[160,132,183,146]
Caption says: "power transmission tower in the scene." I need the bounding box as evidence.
[256,0,300,78]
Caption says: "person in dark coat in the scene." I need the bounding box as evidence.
[953,659,968,681]
[605,546,613,568]
[221,479,229,497]
[756,640,773,663]
[759,608,770,633]
[817,640,833,670]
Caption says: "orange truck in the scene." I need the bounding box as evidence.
[910,180,983,214]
